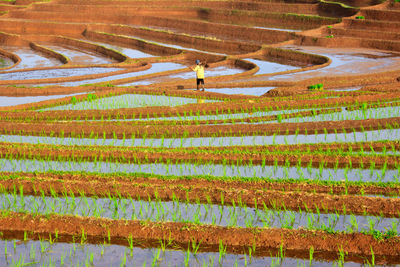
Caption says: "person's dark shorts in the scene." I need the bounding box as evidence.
[196,78,204,85]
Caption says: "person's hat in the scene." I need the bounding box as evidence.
[195,59,200,64]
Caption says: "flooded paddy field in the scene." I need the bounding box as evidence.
[42,94,218,110]
[39,62,186,87]
[0,238,352,267]
[43,45,117,65]
[0,92,87,107]
[0,67,121,80]
[2,47,62,70]
[269,46,400,80]
[201,87,275,96]
[82,40,158,58]
[0,0,399,265]
[124,65,247,86]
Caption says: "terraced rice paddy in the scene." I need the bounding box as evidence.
[0,0,399,266]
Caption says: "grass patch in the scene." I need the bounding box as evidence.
[308,83,324,91]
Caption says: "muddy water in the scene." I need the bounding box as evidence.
[245,58,299,75]
[0,67,121,81]
[42,94,217,110]
[0,92,87,107]
[83,40,157,58]
[269,46,400,81]
[45,45,117,65]
[0,158,397,182]
[1,128,399,148]
[0,238,343,267]
[3,47,62,70]
[170,66,245,79]
[327,86,362,92]
[124,65,246,86]
[125,35,227,56]
[204,87,275,96]
[252,26,303,32]
[41,62,185,86]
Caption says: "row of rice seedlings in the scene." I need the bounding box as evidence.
[1,140,398,176]
[2,101,282,121]
[281,106,400,124]
[5,136,398,155]
[0,236,343,267]
[3,96,393,122]
[95,103,398,126]
[0,187,399,237]
[255,145,399,159]
[310,144,399,157]
[3,170,400,198]
[0,155,398,182]
[2,139,398,172]
[0,147,398,181]
[41,94,217,111]
[1,127,400,148]
[20,94,348,120]
[120,108,342,126]
[81,107,316,122]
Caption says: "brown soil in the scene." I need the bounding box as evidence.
[0,211,399,264]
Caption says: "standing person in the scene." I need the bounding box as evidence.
[191,59,206,91]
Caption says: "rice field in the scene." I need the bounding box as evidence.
[0,0,399,266]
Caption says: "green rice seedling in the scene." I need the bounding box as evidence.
[309,246,314,266]
[127,234,134,255]
[218,240,227,265]
[368,247,375,266]
[80,229,87,245]
[347,214,358,233]
[381,161,387,178]
[190,239,201,256]
[60,251,66,266]
[277,114,282,123]
[100,244,105,256]
[336,246,347,267]
[11,254,26,267]
[183,248,190,267]
[71,96,78,105]
[120,251,127,267]
[40,239,48,253]
[29,242,36,260]
[279,242,285,261]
